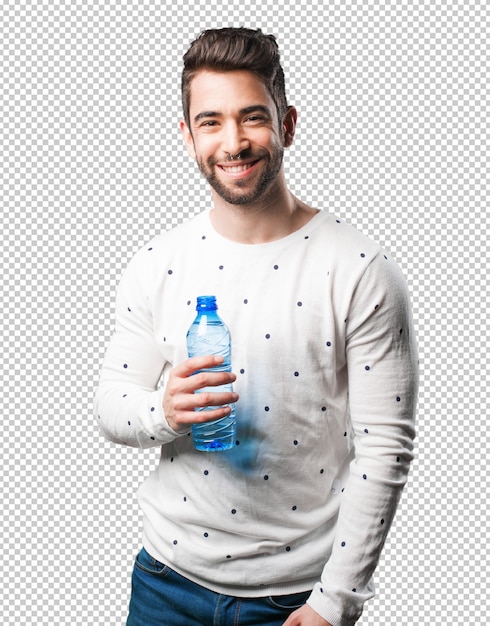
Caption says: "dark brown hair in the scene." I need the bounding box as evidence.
[181,27,288,127]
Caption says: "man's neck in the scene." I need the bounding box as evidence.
[209,179,319,245]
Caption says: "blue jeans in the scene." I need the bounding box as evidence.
[127,548,311,626]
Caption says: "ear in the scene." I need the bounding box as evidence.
[179,119,196,159]
[282,106,297,148]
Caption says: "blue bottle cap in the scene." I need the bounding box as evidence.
[196,295,217,311]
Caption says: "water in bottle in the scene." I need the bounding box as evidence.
[186,295,236,451]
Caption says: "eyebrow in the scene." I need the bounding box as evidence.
[193,105,273,125]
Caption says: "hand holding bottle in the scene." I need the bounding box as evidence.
[162,355,238,435]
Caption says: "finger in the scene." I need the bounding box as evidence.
[191,370,237,391]
[173,390,239,412]
[172,403,234,427]
[194,390,239,408]
[173,355,226,377]
[166,372,237,400]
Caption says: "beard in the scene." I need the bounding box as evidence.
[196,146,284,206]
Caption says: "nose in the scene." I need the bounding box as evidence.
[222,121,250,158]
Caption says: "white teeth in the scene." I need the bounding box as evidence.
[221,163,252,173]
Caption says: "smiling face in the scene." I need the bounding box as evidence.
[180,70,296,207]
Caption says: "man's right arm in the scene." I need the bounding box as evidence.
[94,254,237,448]
[94,253,178,448]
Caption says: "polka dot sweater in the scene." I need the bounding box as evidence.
[95,209,419,626]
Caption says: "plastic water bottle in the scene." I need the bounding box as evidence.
[186,295,236,451]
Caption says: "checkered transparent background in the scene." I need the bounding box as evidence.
[1,1,487,624]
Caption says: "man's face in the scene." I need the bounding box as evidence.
[181,70,292,206]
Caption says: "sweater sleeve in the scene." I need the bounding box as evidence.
[307,252,419,626]
[94,248,185,448]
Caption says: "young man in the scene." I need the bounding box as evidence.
[95,27,419,626]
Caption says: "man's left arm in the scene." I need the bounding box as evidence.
[305,252,419,626]
[282,604,332,625]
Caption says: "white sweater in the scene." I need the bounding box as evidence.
[95,209,418,626]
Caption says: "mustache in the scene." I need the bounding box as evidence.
[210,148,269,165]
